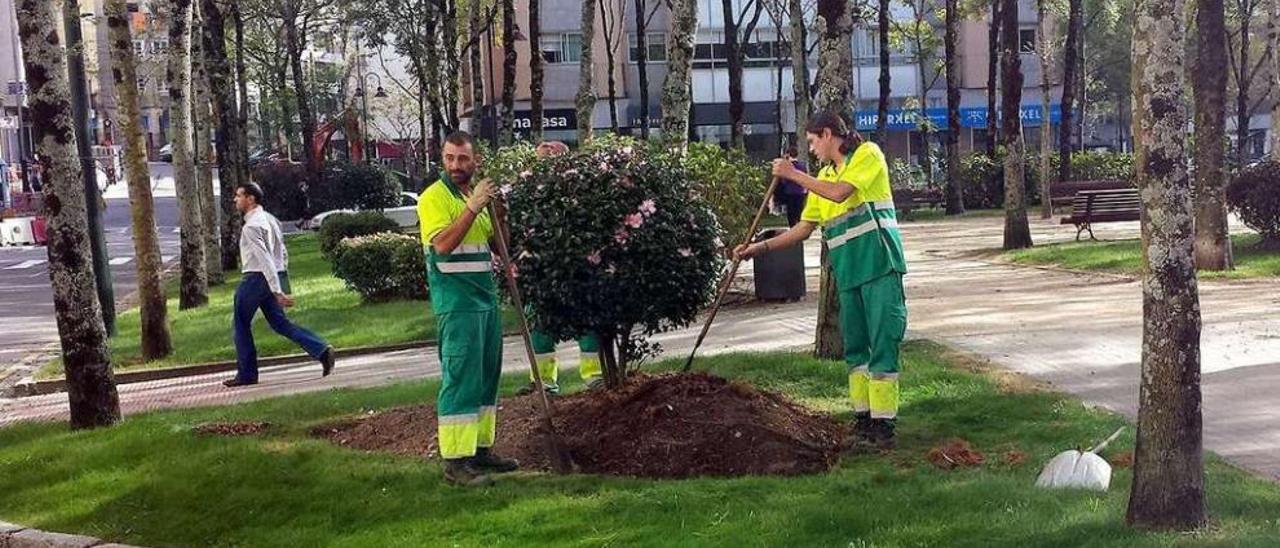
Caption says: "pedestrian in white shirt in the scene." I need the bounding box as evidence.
[224,182,335,387]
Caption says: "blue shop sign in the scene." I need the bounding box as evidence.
[854,104,1063,131]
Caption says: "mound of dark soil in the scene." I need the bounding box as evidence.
[194,421,272,436]
[313,372,851,478]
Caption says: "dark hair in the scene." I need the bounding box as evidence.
[237,181,265,203]
[444,131,474,148]
[804,111,863,155]
[785,145,799,158]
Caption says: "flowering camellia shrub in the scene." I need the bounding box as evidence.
[505,143,725,387]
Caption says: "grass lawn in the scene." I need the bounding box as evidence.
[6,341,1280,546]
[1003,233,1280,280]
[38,233,517,379]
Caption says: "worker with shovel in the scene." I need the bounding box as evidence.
[515,140,605,396]
[735,112,908,449]
[417,131,520,486]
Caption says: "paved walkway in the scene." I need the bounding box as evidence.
[4,213,1280,481]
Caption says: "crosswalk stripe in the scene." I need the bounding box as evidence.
[4,260,46,270]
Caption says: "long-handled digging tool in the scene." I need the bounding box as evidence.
[682,176,782,372]
[487,201,576,474]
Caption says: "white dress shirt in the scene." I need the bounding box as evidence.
[240,206,289,294]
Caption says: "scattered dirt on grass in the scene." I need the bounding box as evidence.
[1002,450,1027,466]
[194,421,272,436]
[313,372,852,478]
[1108,451,1134,469]
[926,438,986,470]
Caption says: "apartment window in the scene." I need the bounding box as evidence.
[628,33,667,62]
[1019,29,1036,53]
[540,33,583,64]
[150,39,169,54]
[133,39,145,56]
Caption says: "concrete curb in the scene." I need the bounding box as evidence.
[14,340,435,398]
[0,521,143,548]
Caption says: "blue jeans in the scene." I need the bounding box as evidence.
[233,272,328,382]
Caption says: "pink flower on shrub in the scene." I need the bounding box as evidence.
[624,213,644,229]
[519,170,532,179]
[614,228,630,244]
[619,176,635,188]
[638,199,657,216]
[587,251,602,265]
[500,184,513,197]
[599,161,610,171]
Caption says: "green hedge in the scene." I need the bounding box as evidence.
[331,232,428,302]
[318,212,400,258]
[1226,160,1280,246]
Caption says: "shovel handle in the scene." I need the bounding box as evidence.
[1088,427,1125,454]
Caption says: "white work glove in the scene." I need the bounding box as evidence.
[466,179,495,214]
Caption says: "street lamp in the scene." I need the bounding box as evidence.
[355,71,388,164]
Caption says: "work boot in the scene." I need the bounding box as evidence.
[443,458,494,487]
[470,447,520,473]
[848,414,895,453]
[516,382,559,397]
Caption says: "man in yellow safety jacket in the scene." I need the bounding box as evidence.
[736,112,908,449]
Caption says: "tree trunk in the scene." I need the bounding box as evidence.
[284,15,318,183]
[232,1,250,165]
[917,52,934,187]
[1000,0,1033,249]
[813,0,855,361]
[635,0,650,139]
[1271,0,1280,161]
[602,0,621,132]
[877,0,891,142]
[201,0,246,272]
[576,0,599,144]
[1038,0,1054,219]
[1235,10,1251,171]
[790,0,810,164]
[469,1,485,137]
[945,0,964,214]
[501,0,517,145]
[1126,0,1206,528]
[192,12,222,285]
[986,0,1001,156]
[18,0,121,429]
[1195,0,1234,270]
[531,0,546,142]
[168,0,209,309]
[600,333,624,388]
[441,0,462,129]
[724,0,744,148]
[106,0,173,360]
[662,0,697,149]
[1059,0,1082,182]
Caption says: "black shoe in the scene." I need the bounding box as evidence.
[470,447,520,473]
[847,414,895,453]
[443,458,494,487]
[319,347,335,377]
[223,377,258,388]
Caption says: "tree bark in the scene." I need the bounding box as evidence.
[168,0,209,308]
[876,0,890,142]
[1059,0,1082,182]
[1000,0,1033,249]
[192,10,222,285]
[1126,0,1206,528]
[531,0,546,142]
[634,0,650,139]
[602,0,622,132]
[283,7,317,184]
[1038,0,1054,219]
[813,0,855,361]
[662,0,697,149]
[915,27,934,188]
[723,0,745,148]
[1234,4,1251,170]
[501,0,517,145]
[18,0,121,429]
[1195,0,1234,270]
[1271,0,1280,161]
[106,0,173,360]
[945,0,964,214]
[201,0,247,272]
[232,1,250,166]
[469,1,485,137]
[790,0,810,164]
[440,0,462,129]
[986,0,1001,156]
[576,0,599,144]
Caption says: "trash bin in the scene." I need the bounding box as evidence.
[752,228,806,301]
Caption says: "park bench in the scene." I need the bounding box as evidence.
[892,188,945,218]
[1048,180,1132,209]
[1059,188,1141,241]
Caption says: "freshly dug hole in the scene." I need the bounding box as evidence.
[314,372,851,478]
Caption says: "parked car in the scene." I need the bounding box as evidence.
[301,191,420,231]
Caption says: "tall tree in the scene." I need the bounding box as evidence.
[192,13,223,285]
[1226,0,1272,169]
[232,2,251,166]
[168,0,210,309]
[1271,0,1280,161]
[202,0,249,271]
[986,0,1001,155]
[576,0,600,143]
[1058,0,1082,181]
[18,0,120,429]
[662,0,697,148]
[1195,0,1234,270]
[601,0,625,132]
[469,1,486,138]
[724,0,766,148]
[531,0,546,142]
[813,0,856,360]
[999,0,1033,249]
[1125,0,1206,529]
[790,0,810,164]
[106,0,173,360]
[501,0,517,144]
[1037,0,1055,219]
[876,0,891,142]
[944,0,964,214]
[634,0,661,139]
